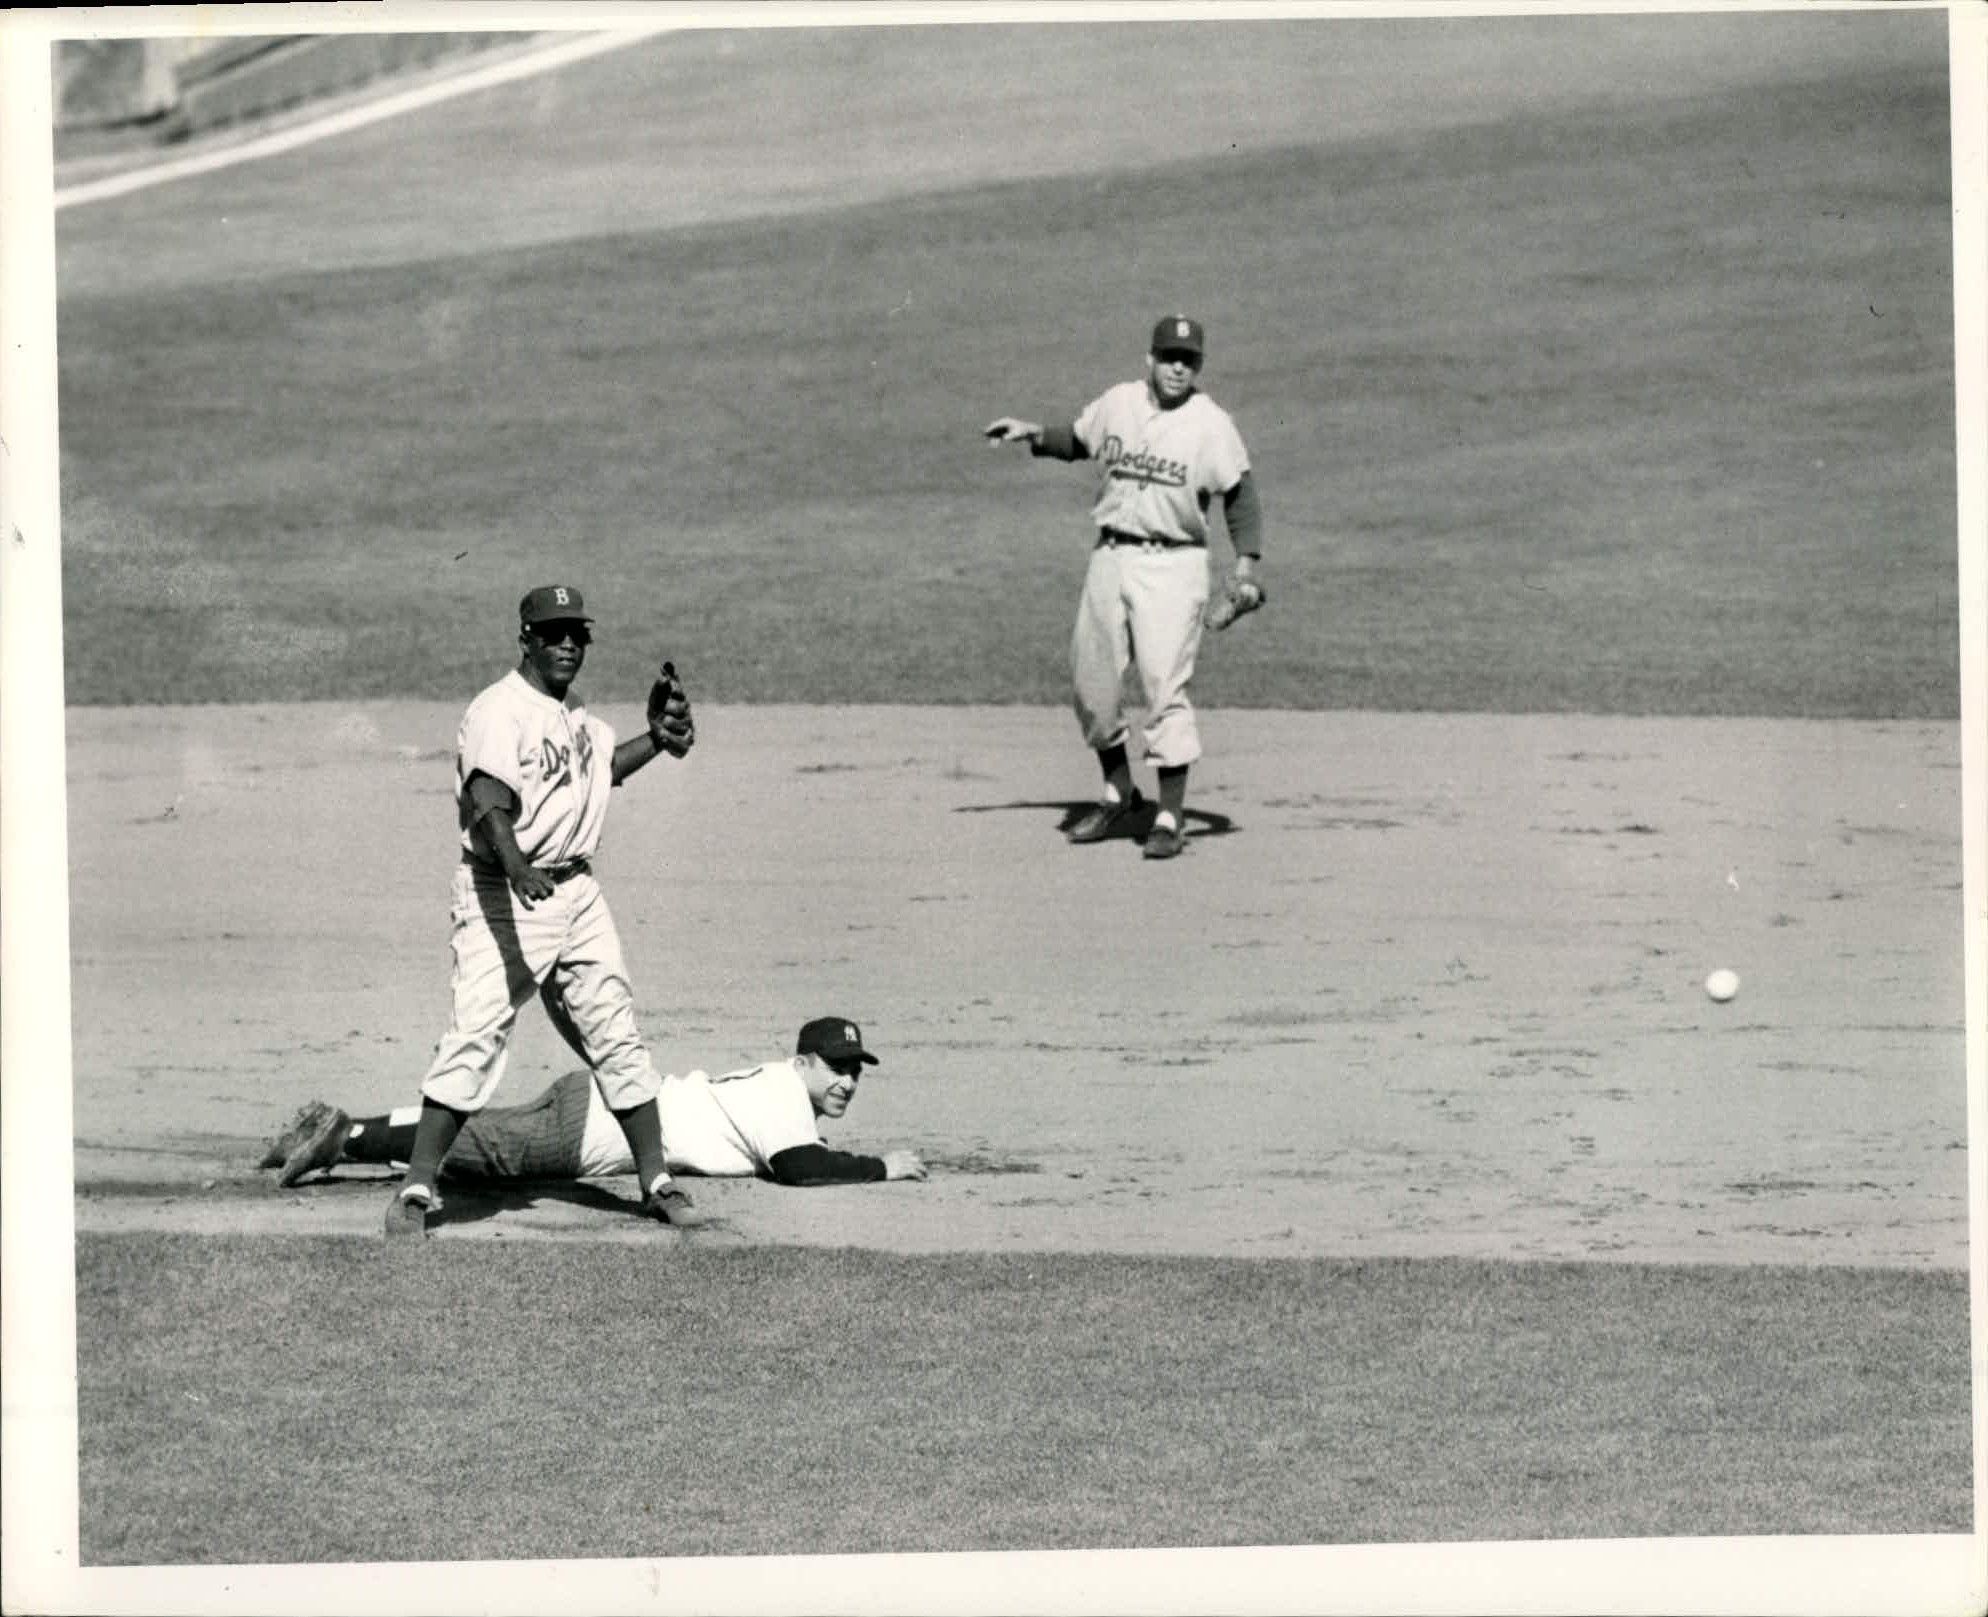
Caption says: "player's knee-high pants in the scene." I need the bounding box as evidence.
[1071,542,1210,768]
[419,866,661,1114]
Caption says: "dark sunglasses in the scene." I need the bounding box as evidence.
[530,621,592,647]
[1154,349,1202,367]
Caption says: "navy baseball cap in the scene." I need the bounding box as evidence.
[519,584,592,626]
[797,1016,880,1066]
[1150,315,1205,357]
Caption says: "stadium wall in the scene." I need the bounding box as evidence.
[54,33,533,141]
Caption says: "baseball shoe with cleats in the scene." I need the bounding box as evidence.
[1066,790,1146,845]
[1142,817,1186,860]
[277,1105,351,1188]
[258,1101,335,1170]
[384,1186,438,1240]
[642,1183,711,1229]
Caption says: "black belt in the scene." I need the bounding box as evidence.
[463,855,591,884]
[1098,527,1205,550]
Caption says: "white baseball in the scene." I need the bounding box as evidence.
[1704,968,1740,1003]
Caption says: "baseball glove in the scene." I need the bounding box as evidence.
[646,660,696,756]
[1203,570,1266,632]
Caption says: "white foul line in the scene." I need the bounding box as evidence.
[54,26,682,211]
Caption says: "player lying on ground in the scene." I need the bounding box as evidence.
[261,1016,927,1197]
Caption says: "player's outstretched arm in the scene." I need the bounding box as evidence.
[982,416,1042,444]
[765,1142,927,1186]
[983,418,1088,462]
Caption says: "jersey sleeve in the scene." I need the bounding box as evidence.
[767,1142,888,1186]
[1071,386,1117,456]
[707,1060,823,1172]
[1204,404,1251,494]
[457,691,524,794]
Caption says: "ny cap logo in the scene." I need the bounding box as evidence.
[845,1023,858,1044]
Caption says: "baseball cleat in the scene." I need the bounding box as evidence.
[1142,818,1185,860]
[1066,790,1146,845]
[258,1101,335,1170]
[383,1187,435,1240]
[277,1106,351,1188]
[642,1184,711,1229]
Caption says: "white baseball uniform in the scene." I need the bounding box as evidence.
[1069,381,1251,766]
[578,1059,822,1178]
[419,669,662,1115]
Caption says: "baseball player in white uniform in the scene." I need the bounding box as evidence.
[384,585,705,1239]
[263,1018,926,1191]
[985,315,1264,860]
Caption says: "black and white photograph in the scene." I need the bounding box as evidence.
[3,2,1981,1612]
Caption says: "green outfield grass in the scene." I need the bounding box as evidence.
[76,1233,1968,1564]
[56,51,1955,716]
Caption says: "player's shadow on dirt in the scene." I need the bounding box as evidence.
[296,1172,737,1235]
[422,1178,650,1230]
[955,797,1236,848]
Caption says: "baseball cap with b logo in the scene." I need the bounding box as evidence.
[1150,315,1205,358]
[519,584,593,626]
[797,1016,880,1066]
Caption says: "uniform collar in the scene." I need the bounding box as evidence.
[506,667,580,711]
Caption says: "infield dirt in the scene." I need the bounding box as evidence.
[14,6,1978,1594]
[67,702,1966,1270]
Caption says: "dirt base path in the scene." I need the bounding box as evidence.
[57,704,1968,1268]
